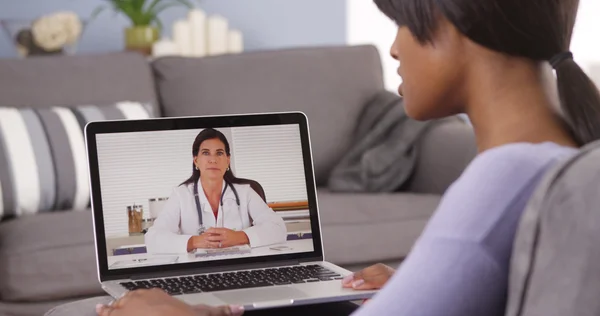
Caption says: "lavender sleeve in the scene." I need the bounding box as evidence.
[351,142,577,316]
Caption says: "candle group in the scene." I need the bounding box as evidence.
[152,8,244,58]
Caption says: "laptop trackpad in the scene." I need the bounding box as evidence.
[215,286,307,305]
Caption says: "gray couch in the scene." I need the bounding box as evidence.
[0,45,476,316]
[46,137,600,316]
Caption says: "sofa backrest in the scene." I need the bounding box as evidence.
[506,141,600,316]
[152,45,386,186]
[0,52,158,114]
[407,117,477,194]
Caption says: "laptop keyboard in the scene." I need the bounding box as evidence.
[120,265,343,295]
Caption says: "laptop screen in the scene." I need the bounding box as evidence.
[94,123,315,271]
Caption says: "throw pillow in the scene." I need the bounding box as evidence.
[0,101,153,220]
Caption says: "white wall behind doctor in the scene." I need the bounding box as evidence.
[96,125,306,238]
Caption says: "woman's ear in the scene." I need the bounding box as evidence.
[193,156,199,169]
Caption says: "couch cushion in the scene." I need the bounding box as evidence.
[0,103,153,220]
[317,189,441,264]
[0,211,102,301]
[408,117,477,195]
[506,141,600,316]
[0,52,159,116]
[1,297,80,316]
[152,45,385,185]
[44,296,112,316]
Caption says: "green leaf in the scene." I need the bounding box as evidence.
[114,0,143,24]
[89,5,107,22]
[152,0,194,14]
[154,16,164,32]
[152,1,189,15]
[169,0,194,9]
[105,0,195,26]
[132,0,148,12]
[146,0,162,13]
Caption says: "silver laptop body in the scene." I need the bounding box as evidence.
[85,112,377,311]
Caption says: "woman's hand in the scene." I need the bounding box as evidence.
[96,289,244,316]
[342,263,396,290]
[206,228,250,248]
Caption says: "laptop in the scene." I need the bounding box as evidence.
[84,112,377,311]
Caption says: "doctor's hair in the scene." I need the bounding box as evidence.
[180,128,267,201]
[375,0,600,145]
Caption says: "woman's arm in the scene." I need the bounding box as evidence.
[243,189,287,248]
[144,189,194,254]
[352,238,506,316]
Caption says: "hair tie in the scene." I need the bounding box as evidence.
[549,51,573,69]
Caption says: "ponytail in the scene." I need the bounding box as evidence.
[554,56,600,145]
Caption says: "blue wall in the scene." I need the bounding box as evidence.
[0,0,346,58]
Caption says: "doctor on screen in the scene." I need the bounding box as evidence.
[145,128,287,254]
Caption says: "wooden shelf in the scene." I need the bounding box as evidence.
[268,201,309,211]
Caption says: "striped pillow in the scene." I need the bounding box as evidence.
[0,102,153,220]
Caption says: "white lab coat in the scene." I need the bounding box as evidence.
[145,180,287,254]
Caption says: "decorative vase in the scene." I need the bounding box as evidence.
[125,26,159,56]
[1,15,86,58]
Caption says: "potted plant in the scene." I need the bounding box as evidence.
[97,0,193,55]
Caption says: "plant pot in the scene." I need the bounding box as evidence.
[124,26,159,56]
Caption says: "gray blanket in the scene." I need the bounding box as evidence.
[328,91,433,192]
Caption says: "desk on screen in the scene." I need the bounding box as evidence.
[107,239,314,270]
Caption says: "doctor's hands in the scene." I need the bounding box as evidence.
[205,228,250,248]
[96,288,244,316]
[187,233,221,251]
[342,263,396,290]
[187,228,250,252]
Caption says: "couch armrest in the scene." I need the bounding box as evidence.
[406,117,477,195]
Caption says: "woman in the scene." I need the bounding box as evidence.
[101,0,600,314]
[342,0,598,315]
[145,128,287,254]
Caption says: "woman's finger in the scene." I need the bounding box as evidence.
[112,290,136,308]
[96,304,115,316]
[348,270,367,283]
[350,279,379,291]
[195,304,244,316]
[342,273,355,286]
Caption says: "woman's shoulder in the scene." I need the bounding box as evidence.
[461,142,578,183]
[424,142,578,246]
[439,142,578,219]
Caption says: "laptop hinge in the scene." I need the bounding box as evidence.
[127,259,302,281]
[299,256,323,263]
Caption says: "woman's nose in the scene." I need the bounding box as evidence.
[390,47,399,61]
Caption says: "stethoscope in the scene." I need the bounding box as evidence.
[193,179,240,234]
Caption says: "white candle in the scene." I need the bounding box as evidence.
[188,9,207,57]
[207,15,229,56]
[152,38,178,58]
[228,29,244,54]
[173,19,192,56]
